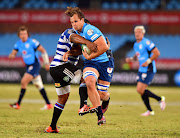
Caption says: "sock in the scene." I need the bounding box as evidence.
[141,92,152,111]
[96,106,103,120]
[40,88,50,104]
[145,89,161,101]
[17,88,26,105]
[102,97,110,109]
[79,83,88,108]
[50,102,64,130]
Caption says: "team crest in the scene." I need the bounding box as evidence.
[107,67,113,73]
[68,29,73,34]
[25,43,29,48]
[139,44,142,49]
[87,29,94,36]
[146,40,150,45]
[55,83,61,87]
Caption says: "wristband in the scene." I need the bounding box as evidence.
[146,58,152,64]
[42,52,49,64]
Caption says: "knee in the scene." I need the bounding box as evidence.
[136,87,144,95]
[21,79,27,88]
[85,79,96,90]
[99,92,110,101]
[57,93,69,104]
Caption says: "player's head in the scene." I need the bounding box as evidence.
[65,7,85,32]
[17,26,29,42]
[134,25,145,41]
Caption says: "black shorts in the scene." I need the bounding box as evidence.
[50,63,78,87]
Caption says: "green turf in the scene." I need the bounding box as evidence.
[0,84,180,137]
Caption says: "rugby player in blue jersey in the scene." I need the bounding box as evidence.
[9,26,53,110]
[45,28,97,133]
[65,7,114,125]
[126,26,166,116]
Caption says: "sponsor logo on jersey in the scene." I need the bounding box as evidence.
[87,29,94,35]
[63,76,70,82]
[150,43,155,49]
[55,83,61,87]
[22,50,27,55]
[136,52,140,57]
[90,34,98,41]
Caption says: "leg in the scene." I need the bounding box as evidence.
[79,80,88,108]
[10,73,33,109]
[137,82,152,111]
[97,79,110,114]
[83,68,105,125]
[83,67,100,108]
[46,85,70,133]
[32,75,52,110]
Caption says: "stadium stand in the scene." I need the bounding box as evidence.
[1,33,180,58]
[0,0,179,10]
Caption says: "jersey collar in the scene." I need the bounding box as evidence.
[75,23,87,35]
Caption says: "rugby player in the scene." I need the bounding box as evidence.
[125,26,166,116]
[9,26,53,110]
[45,28,97,133]
[65,7,114,125]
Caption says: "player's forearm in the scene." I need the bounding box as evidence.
[86,46,108,60]
[70,34,89,45]
[147,48,160,63]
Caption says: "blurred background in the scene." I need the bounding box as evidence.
[0,0,180,86]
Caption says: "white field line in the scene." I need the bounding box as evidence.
[1,99,180,106]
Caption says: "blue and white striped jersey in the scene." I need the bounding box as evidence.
[50,29,79,67]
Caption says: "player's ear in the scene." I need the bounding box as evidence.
[81,18,84,22]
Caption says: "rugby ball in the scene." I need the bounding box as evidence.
[81,44,91,55]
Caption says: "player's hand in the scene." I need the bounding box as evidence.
[63,52,69,61]
[45,64,50,71]
[82,49,91,60]
[86,41,97,53]
[142,62,148,67]
[106,37,110,49]
[8,53,15,59]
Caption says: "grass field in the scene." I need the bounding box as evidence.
[0,84,180,138]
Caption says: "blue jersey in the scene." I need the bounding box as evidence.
[14,38,40,65]
[50,28,79,67]
[133,37,156,73]
[75,23,109,62]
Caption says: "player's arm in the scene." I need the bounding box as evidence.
[37,45,50,71]
[70,34,97,52]
[63,45,82,62]
[83,36,109,60]
[125,54,138,63]
[142,47,160,67]
[9,50,18,59]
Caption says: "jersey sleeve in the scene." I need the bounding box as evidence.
[32,39,40,50]
[63,29,75,41]
[145,39,156,52]
[84,25,102,42]
[14,43,19,51]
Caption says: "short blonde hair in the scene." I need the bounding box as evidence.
[134,26,146,34]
